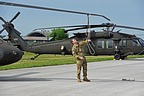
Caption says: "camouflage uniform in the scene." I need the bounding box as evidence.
[72,40,90,82]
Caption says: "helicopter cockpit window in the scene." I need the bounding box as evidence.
[0,37,3,43]
[132,39,141,46]
[0,39,2,43]
[138,38,144,47]
[97,40,104,49]
[106,40,113,49]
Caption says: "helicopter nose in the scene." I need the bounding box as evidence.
[0,47,24,66]
[13,49,24,61]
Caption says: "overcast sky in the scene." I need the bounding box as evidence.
[0,0,144,38]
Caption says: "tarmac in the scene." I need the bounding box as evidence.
[0,58,144,96]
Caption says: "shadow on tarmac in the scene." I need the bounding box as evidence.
[0,77,52,82]
[0,77,76,82]
[0,77,144,83]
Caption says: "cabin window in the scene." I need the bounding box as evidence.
[132,39,141,46]
[106,40,113,48]
[97,40,104,48]
[119,40,126,47]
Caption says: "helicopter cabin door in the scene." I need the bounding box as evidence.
[131,38,144,54]
[96,39,114,55]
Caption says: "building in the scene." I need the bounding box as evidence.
[23,31,49,45]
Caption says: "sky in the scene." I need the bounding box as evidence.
[0,0,144,39]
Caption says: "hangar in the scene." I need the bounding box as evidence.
[23,31,49,45]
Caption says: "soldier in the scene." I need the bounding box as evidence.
[71,38,91,82]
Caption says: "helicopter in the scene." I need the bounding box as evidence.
[1,1,144,60]
[0,13,24,66]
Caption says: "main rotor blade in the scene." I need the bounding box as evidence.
[10,12,20,23]
[33,22,144,33]
[64,24,106,32]
[115,25,144,31]
[0,1,110,21]
[64,23,144,32]
[0,16,7,24]
[33,25,87,31]
[33,24,105,32]
[34,23,109,32]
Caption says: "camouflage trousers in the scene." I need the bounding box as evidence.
[76,57,87,79]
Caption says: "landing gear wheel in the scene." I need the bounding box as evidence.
[31,58,34,60]
[114,54,121,60]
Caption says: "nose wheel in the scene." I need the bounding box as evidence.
[114,54,126,60]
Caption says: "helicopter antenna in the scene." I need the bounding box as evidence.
[0,1,110,21]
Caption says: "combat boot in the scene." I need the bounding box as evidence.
[77,74,81,82]
[83,77,91,82]
[77,79,82,82]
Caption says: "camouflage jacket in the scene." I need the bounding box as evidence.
[72,40,88,59]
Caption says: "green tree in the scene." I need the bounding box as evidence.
[49,28,68,40]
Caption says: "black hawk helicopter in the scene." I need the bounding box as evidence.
[1,1,144,60]
[0,13,24,66]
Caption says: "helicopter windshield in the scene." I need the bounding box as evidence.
[0,39,2,43]
[133,38,144,47]
[0,36,2,40]
[0,37,3,43]
[138,38,144,47]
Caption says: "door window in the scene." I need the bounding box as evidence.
[106,40,113,48]
[97,40,104,48]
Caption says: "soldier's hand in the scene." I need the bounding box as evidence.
[79,57,84,60]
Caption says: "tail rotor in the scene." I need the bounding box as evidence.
[0,12,20,34]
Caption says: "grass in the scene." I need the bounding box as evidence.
[0,52,144,70]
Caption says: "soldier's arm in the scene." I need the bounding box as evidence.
[79,39,91,46]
